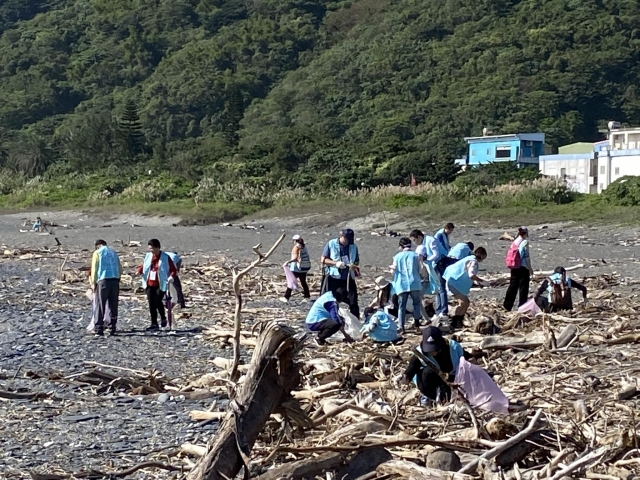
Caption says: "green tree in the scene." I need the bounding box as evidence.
[119,99,146,156]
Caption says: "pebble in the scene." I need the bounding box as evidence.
[157,393,170,403]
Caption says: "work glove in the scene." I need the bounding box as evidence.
[168,276,175,284]
[335,261,346,269]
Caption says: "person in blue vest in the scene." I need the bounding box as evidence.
[321,229,360,317]
[443,247,489,329]
[90,239,122,336]
[166,251,186,308]
[137,239,177,331]
[410,229,446,320]
[305,288,354,346]
[435,222,454,257]
[281,234,312,302]
[361,307,399,342]
[534,266,588,313]
[391,237,424,333]
[448,242,474,261]
[400,326,468,403]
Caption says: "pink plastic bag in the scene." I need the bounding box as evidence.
[284,267,298,290]
[456,358,509,414]
[518,298,541,315]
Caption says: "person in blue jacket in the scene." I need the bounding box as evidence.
[448,242,474,261]
[443,247,489,329]
[361,307,399,343]
[401,326,469,403]
[321,229,360,317]
[305,288,354,346]
[391,237,424,333]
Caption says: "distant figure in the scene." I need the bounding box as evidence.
[534,266,588,312]
[321,228,360,317]
[503,227,534,311]
[305,288,354,346]
[281,234,311,302]
[90,240,122,336]
[443,247,489,329]
[137,239,177,331]
[166,251,186,308]
[32,217,42,232]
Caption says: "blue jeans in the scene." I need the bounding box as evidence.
[398,290,422,330]
[435,258,454,315]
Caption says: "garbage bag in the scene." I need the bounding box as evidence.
[87,290,110,333]
[518,298,542,315]
[284,266,298,290]
[455,357,509,414]
[339,306,363,340]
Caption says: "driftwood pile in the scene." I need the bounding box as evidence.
[3,242,640,480]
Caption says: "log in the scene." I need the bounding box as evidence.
[255,452,347,480]
[480,333,545,350]
[187,321,301,480]
[377,460,475,480]
[556,324,578,349]
[189,411,227,421]
[181,443,208,457]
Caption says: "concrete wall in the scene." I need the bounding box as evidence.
[539,154,592,194]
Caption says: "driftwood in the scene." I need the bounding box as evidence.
[255,452,347,480]
[187,321,301,480]
[377,459,474,480]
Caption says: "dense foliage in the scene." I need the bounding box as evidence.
[1,0,640,199]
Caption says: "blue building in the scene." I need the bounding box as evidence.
[457,133,546,167]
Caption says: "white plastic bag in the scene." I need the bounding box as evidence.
[456,357,509,414]
[518,298,542,315]
[339,306,363,340]
[283,266,298,290]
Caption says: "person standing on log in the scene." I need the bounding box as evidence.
[281,234,311,303]
[90,239,122,336]
[137,239,177,331]
[400,326,467,405]
[320,228,360,317]
[442,247,489,329]
[305,288,354,346]
[391,237,424,333]
[534,266,588,312]
[166,251,186,308]
[503,227,534,311]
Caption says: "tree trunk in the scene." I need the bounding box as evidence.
[187,322,301,480]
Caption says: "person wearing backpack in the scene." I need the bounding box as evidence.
[281,234,312,302]
[534,266,588,312]
[503,227,534,311]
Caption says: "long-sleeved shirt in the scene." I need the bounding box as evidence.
[435,229,450,254]
[146,254,176,288]
[535,277,587,310]
[416,236,440,263]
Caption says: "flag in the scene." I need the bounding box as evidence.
[410,173,417,186]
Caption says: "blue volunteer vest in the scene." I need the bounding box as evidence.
[392,250,422,294]
[448,243,471,260]
[166,252,182,269]
[290,246,311,273]
[362,311,399,342]
[423,235,442,264]
[96,246,120,281]
[142,252,171,291]
[443,255,476,296]
[326,239,357,279]
[546,272,571,301]
[305,291,337,327]
[416,340,464,375]
[435,228,450,256]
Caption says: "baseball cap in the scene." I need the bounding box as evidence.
[292,234,301,240]
[421,326,444,353]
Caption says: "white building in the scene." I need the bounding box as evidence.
[539,126,640,194]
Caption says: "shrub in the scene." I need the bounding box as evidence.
[602,176,640,206]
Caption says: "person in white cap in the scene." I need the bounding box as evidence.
[281,234,311,302]
[368,276,398,317]
[503,226,534,311]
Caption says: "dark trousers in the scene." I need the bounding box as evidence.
[503,267,530,311]
[435,257,455,315]
[284,272,310,299]
[405,357,451,401]
[146,286,166,325]
[173,274,186,308]
[96,279,119,330]
[326,276,359,318]
[315,319,342,341]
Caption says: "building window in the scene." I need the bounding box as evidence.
[471,149,476,156]
[560,168,566,177]
[495,147,511,158]
[615,167,620,175]
[600,166,605,174]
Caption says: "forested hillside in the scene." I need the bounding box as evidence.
[1,0,639,203]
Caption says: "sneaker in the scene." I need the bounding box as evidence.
[279,297,289,304]
[413,319,422,329]
[314,337,326,347]
[146,324,160,332]
[94,329,104,337]
[160,319,167,328]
